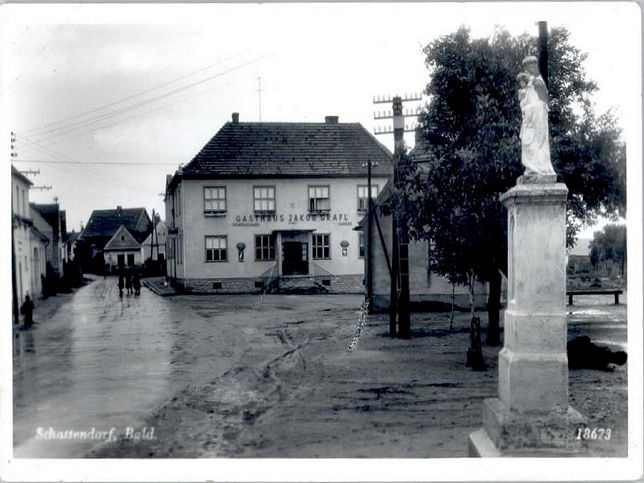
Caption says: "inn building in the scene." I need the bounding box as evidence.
[164,114,392,293]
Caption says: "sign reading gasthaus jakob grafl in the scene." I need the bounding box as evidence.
[232,212,352,227]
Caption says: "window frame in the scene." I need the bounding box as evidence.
[255,234,277,261]
[253,185,276,214]
[357,184,379,212]
[311,233,331,260]
[204,186,227,215]
[205,235,228,263]
[358,232,365,258]
[308,185,331,213]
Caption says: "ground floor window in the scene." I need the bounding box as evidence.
[127,254,135,266]
[358,232,365,258]
[255,234,276,261]
[206,236,228,262]
[312,233,330,259]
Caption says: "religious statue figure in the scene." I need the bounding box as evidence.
[517,55,556,176]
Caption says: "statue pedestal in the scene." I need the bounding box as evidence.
[469,178,587,456]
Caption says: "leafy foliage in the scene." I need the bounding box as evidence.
[403,26,626,291]
[589,224,626,274]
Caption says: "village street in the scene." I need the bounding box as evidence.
[13,279,627,458]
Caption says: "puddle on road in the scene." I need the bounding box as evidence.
[12,280,199,458]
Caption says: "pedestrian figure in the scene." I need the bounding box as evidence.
[20,295,35,329]
[466,316,487,371]
[133,272,141,296]
[125,271,133,295]
[118,273,124,298]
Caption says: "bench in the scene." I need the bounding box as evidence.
[566,289,623,305]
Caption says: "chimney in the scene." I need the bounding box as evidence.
[325,115,339,124]
[232,112,239,123]
[117,205,123,216]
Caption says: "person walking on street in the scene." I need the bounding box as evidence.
[133,272,141,296]
[20,295,35,329]
[118,272,124,298]
[125,270,133,295]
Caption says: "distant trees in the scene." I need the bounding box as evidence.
[399,27,625,345]
[589,224,626,277]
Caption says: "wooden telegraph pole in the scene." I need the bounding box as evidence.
[538,21,548,87]
[373,93,421,337]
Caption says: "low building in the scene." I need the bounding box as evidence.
[566,238,592,275]
[79,206,152,272]
[31,203,67,275]
[358,180,488,312]
[103,225,145,271]
[141,220,166,263]
[164,113,392,293]
[12,167,50,305]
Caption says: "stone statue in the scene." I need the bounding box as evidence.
[517,55,556,177]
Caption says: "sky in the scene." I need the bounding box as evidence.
[3,2,641,238]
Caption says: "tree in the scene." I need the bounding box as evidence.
[589,224,626,277]
[400,27,626,345]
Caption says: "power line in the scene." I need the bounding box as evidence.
[13,159,176,166]
[28,71,252,149]
[30,55,271,143]
[22,50,243,135]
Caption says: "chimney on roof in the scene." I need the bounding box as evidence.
[325,115,339,124]
[232,112,239,123]
[117,205,123,216]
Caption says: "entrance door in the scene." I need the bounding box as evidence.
[282,241,309,275]
[117,254,125,269]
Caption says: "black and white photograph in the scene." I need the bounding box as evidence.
[2,1,642,481]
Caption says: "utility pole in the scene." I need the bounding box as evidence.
[257,76,262,122]
[373,93,421,338]
[362,160,378,308]
[538,21,548,88]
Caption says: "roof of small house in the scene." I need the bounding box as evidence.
[168,120,393,188]
[81,207,151,242]
[103,225,141,251]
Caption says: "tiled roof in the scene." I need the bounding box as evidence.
[82,207,150,242]
[181,122,393,179]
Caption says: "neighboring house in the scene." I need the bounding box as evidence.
[358,180,489,311]
[103,225,145,271]
[141,220,166,262]
[12,166,50,304]
[31,203,67,275]
[164,113,393,293]
[12,166,35,306]
[29,205,53,295]
[567,238,592,274]
[66,230,80,261]
[80,206,152,266]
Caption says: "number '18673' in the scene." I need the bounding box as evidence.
[576,427,612,440]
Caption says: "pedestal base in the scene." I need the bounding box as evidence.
[469,398,588,457]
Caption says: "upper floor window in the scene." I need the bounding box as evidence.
[308,186,330,212]
[254,186,275,214]
[357,185,379,211]
[205,235,227,262]
[255,234,276,261]
[312,233,330,259]
[204,187,226,214]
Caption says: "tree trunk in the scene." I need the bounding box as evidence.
[486,269,502,346]
[449,282,456,330]
[468,272,475,319]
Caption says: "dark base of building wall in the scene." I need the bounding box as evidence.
[370,293,489,313]
[175,274,364,295]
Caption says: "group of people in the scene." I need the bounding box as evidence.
[118,270,142,297]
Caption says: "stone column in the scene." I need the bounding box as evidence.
[469,176,586,456]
